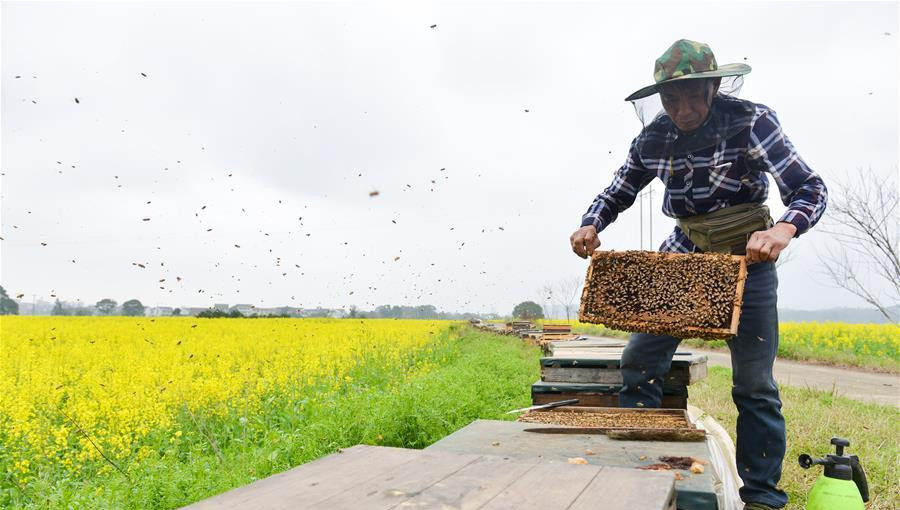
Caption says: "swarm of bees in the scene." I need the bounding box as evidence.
[579,251,746,340]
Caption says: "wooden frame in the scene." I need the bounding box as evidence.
[578,251,747,340]
[518,406,706,441]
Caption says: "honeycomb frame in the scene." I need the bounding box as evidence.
[579,250,747,340]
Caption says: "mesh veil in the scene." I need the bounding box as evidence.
[630,76,745,128]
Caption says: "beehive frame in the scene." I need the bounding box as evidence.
[579,251,747,340]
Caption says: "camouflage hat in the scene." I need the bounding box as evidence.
[625,39,751,101]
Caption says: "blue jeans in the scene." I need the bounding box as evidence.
[619,262,787,508]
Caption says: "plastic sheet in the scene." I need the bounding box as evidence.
[688,405,743,510]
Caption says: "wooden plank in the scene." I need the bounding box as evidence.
[569,465,677,510]
[181,445,419,510]
[306,449,481,509]
[730,257,748,335]
[540,353,708,386]
[541,366,693,386]
[541,353,707,366]
[478,461,603,510]
[397,454,542,508]
[427,420,718,510]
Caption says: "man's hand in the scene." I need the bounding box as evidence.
[570,225,601,259]
[745,222,796,264]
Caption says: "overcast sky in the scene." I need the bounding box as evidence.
[2,1,897,314]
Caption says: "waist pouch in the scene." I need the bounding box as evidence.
[676,203,773,254]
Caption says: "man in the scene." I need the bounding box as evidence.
[570,39,827,510]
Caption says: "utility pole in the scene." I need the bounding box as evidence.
[638,186,656,250]
[639,192,644,250]
[648,185,654,248]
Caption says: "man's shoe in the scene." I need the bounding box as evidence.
[744,504,778,510]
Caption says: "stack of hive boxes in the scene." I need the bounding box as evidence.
[531,338,708,409]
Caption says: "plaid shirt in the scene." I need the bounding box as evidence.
[580,98,827,252]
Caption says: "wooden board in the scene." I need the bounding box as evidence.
[427,420,718,510]
[532,380,688,409]
[579,250,747,340]
[180,444,676,510]
[540,354,708,386]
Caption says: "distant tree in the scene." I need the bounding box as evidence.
[95,298,117,316]
[348,306,358,318]
[197,308,244,318]
[0,286,19,315]
[818,168,899,323]
[415,305,438,318]
[51,299,68,316]
[121,299,145,317]
[172,308,182,316]
[512,301,544,320]
[551,277,583,322]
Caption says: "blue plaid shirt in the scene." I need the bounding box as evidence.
[580,97,827,252]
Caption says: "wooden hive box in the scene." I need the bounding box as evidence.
[540,352,708,386]
[542,324,573,334]
[531,380,688,409]
[579,251,747,340]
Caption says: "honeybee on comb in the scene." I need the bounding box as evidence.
[579,251,747,340]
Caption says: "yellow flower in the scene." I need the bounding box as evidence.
[1,317,451,478]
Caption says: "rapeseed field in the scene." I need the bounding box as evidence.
[0,316,456,505]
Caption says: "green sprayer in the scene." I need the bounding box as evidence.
[798,437,869,510]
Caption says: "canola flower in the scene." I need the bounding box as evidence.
[778,322,899,361]
[0,317,451,485]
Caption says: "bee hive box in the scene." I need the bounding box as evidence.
[579,251,747,340]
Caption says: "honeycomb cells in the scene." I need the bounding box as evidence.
[579,251,745,340]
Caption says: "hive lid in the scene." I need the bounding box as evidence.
[540,354,703,369]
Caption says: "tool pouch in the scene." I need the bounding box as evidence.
[676,203,773,254]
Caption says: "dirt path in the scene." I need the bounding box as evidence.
[689,348,899,407]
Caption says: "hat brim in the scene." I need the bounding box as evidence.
[624,63,752,101]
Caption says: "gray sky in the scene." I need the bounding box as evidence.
[2,1,897,314]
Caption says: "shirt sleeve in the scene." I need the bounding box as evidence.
[747,107,828,237]
[580,137,655,231]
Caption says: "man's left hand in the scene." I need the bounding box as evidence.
[745,222,797,264]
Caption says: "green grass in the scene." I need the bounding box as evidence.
[690,366,899,510]
[3,325,540,509]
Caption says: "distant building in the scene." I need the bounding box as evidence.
[213,303,230,311]
[231,304,255,316]
[147,306,174,317]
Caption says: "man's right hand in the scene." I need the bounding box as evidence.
[570,225,600,259]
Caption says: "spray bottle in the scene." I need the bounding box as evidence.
[798,437,869,510]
